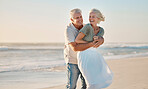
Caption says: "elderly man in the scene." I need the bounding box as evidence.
[64,8,104,89]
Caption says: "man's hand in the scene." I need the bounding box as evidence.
[92,37,104,48]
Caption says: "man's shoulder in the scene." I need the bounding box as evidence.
[65,27,74,34]
[66,23,75,31]
[65,23,77,38]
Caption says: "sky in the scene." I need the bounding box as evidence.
[0,0,148,43]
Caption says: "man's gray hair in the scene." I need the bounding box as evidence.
[70,8,82,18]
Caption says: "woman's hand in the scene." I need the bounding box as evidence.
[92,37,104,48]
[93,36,98,41]
[93,36,101,41]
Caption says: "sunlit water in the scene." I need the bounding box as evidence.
[0,43,148,89]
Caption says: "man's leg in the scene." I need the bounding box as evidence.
[80,72,87,89]
[66,63,80,89]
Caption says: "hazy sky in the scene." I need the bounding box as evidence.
[0,0,148,43]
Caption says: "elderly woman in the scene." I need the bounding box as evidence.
[75,9,113,89]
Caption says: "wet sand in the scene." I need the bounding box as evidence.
[42,57,148,89]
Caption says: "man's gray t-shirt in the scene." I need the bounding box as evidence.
[64,23,79,64]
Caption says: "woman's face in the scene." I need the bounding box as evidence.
[89,12,99,26]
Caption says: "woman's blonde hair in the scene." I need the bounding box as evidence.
[89,8,105,24]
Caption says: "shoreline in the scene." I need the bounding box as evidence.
[42,56,148,89]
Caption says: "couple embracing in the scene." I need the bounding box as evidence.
[64,8,113,89]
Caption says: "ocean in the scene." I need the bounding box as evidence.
[0,43,148,89]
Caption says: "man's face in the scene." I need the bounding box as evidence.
[71,13,83,26]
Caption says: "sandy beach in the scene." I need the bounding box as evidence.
[42,56,148,89]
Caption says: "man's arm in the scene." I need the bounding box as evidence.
[69,42,93,51]
[69,37,104,51]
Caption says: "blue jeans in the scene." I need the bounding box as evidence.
[66,63,87,89]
